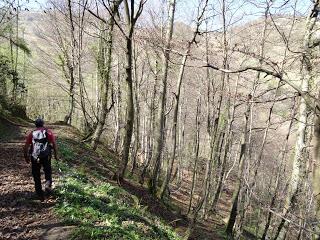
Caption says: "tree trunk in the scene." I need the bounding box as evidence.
[188,97,201,214]
[113,58,122,152]
[261,99,296,240]
[119,34,134,178]
[91,0,123,150]
[211,73,239,212]
[225,95,251,237]
[140,59,159,185]
[118,0,145,179]
[274,2,319,238]
[149,0,176,196]
[158,0,208,199]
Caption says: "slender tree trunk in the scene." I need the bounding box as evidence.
[119,33,134,178]
[211,73,239,212]
[114,58,121,152]
[225,95,251,237]
[140,59,159,185]
[77,0,91,131]
[261,98,296,240]
[64,0,77,125]
[149,0,176,196]
[158,53,187,198]
[91,0,123,150]
[158,0,208,199]
[119,0,145,179]
[131,59,144,175]
[188,97,201,214]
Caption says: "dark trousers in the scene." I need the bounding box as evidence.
[31,156,52,195]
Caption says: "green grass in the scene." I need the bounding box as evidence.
[215,228,228,239]
[52,139,181,240]
[58,140,76,161]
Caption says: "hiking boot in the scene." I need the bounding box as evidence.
[39,194,45,202]
[35,192,45,202]
[45,180,52,195]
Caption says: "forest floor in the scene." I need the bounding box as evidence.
[0,116,227,240]
[0,117,80,240]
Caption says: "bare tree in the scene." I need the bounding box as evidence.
[149,0,176,196]
[158,0,208,199]
[118,0,146,179]
[274,1,320,238]
[90,0,123,150]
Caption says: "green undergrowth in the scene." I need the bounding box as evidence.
[52,138,181,240]
[57,137,117,176]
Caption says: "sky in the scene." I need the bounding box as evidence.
[24,0,312,29]
[141,0,312,31]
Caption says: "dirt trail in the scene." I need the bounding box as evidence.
[0,118,63,240]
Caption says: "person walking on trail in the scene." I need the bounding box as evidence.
[23,118,58,200]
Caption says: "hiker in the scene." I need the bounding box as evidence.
[24,118,58,200]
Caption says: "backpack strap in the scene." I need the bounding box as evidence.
[44,128,49,141]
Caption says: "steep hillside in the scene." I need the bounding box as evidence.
[0,115,226,239]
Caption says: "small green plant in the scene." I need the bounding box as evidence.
[53,155,180,240]
[215,227,228,239]
[58,140,75,161]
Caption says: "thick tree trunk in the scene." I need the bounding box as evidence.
[274,2,319,238]
[314,115,320,237]
[311,3,320,237]
[273,79,308,239]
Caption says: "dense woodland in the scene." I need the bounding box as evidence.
[2,0,320,239]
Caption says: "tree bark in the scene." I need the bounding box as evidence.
[118,0,145,179]
[225,95,251,236]
[140,59,159,185]
[261,98,296,239]
[188,97,201,214]
[149,0,176,196]
[91,0,123,150]
[274,2,319,238]
[158,0,208,199]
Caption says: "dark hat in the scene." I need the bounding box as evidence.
[35,118,44,127]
